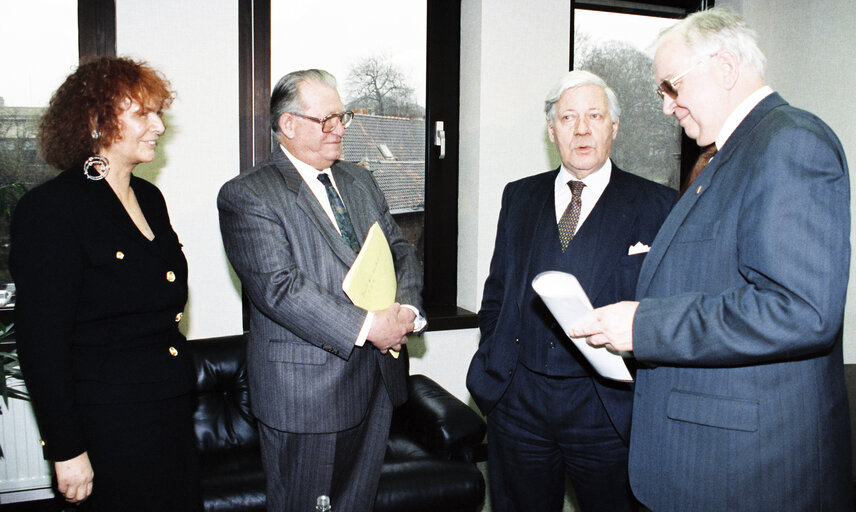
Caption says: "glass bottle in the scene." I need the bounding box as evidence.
[315,495,331,512]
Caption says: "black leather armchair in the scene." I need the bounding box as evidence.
[189,335,486,512]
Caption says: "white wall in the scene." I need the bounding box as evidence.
[718,0,856,361]
[115,0,244,340]
[434,0,571,405]
[458,0,570,313]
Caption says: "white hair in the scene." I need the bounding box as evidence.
[654,7,766,78]
[544,70,621,125]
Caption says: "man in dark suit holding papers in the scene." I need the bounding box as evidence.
[218,69,424,512]
[466,70,675,511]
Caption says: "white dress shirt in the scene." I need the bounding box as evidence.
[282,145,342,232]
[715,86,774,150]
[554,159,612,235]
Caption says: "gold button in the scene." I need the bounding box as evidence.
[174,312,183,322]
[39,439,46,447]
[166,271,176,282]
[696,185,703,194]
[168,346,178,357]
[115,251,125,260]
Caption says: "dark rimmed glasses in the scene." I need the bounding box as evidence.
[289,111,354,133]
[656,54,716,100]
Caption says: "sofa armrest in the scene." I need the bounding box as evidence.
[391,374,486,462]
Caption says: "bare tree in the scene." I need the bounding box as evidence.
[345,56,423,118]
[574,34,682,189]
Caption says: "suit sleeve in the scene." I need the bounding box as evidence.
[217,178,367,358]
[634,123,849,366]
[10,189,87,461]
[477,184,513,344]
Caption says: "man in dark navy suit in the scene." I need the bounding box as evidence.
[573,9,851,511]
[466,70,675,511]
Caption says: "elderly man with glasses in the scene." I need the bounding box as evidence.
[218,69,424,512]
[572,8,851,511]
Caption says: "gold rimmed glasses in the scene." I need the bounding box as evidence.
[656,54,716,100]
[290,111,355,133]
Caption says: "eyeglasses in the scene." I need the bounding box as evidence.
[656,54,716,100]
[289,111,354,133]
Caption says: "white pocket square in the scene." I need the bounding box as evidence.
[628,242,650,255]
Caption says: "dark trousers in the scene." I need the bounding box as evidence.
[258,375,393,512]
[487,364,637,512]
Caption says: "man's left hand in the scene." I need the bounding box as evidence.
[569,301,639,353]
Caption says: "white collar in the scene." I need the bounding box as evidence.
[715,85,774,150]
[280,144,332,181]
[557,158,612,191]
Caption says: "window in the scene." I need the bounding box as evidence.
[240,1,470,329]
[0,1,83,294]
[573,8,683,189]
[376,144,395,160]
[573,0,712,187]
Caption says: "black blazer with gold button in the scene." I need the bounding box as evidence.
[10,168,191,461]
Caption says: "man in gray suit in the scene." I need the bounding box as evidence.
[218,69,425,512]
[572,8,851,511]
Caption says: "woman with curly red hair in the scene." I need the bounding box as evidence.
[10,56,200,510]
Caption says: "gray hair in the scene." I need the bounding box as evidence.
[654,8,766,78]
[544,70,621,125]
[270,69,338,134]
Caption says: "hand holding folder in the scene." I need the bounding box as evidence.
[342,222,402,358]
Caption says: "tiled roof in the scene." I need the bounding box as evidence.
[342,114,424,213]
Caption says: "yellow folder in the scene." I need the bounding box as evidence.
[342,222,400,358]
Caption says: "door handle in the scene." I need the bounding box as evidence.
[434,121,446,160]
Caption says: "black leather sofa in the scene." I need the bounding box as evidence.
[189,335,487,512]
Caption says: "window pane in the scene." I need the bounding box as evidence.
[271,1,427,266]
[574,9,680,189]
[0,1,77,290]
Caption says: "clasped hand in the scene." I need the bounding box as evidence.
[367,303,415,354]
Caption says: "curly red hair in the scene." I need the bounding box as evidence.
[38,56,175,171]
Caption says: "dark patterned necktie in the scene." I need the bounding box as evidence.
[317,173,361,253]
[558,180,585,252]
[680,143,718,195]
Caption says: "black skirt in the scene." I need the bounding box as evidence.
[76,393,200,511]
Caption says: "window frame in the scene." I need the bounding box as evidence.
[239,0,474,331]
[571,0,714,186]
[78,0,116,61]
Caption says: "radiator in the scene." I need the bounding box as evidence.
[0,380,53,504]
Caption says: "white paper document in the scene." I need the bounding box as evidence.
[531,271,633,382]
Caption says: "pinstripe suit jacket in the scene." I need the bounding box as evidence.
[630,93,851,511]
[217,148,421,433]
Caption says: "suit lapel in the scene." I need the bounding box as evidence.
[584,167,634,303]
[84,176,175,262]
[636,93,788,298]
[272,151,357,267]
[519,171,557,305]
[331,163,371,244]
